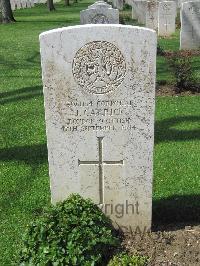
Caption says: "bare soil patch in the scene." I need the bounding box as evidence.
[123,224,200,266]
[156,85,200,96]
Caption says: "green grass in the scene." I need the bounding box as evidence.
[0,1,200,265]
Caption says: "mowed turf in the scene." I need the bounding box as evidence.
[0,1,200,265]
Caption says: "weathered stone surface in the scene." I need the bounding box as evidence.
[180,1,200,50]
[16,0,22,9]
[146,1,158,31]
[40,25,156,231]
[158,1,176,36]
[112,0,124,11]
[131,2,138,20]
[10,0,16,10]
[21,0,26,8]
[80,1,119,24]
[135,1,147,24]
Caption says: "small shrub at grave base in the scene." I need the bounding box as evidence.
[19,194,120,266]
[176,11,181,29]
[123,4,132,10]
[165,50,200,93]
[108,252,149,266]
[119,13,126,24]
[157,44,165,56]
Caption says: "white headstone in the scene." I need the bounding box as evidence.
[158,1,176,36]
[27,0,32,8]
[178,0,194,8]
[146,1,158,31]
[21,0,27,8]
[30,0,35,7]
[16,0,22,9]
[135,1,147,24]
[10,0,16,10]
[180,1,200,50]
[131,1,138,19]
[112,0,124,11]
[80,1,119,24]
[40,25,156,232]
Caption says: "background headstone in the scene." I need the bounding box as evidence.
[158,1,176,36]
[16,0,22,9]
[30,0,35,7]
[10,0,16,10]
[180,1,200,50]
[40,24,156,231]
[80,1,119,24]
[112,0,124,11]
[146,1,158,31]
[131,2,138,20]
[21,0,27,8]
[135,1,147,24]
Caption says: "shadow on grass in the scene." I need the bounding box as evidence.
[26,51,40,64]
[1,144,199,228]
[155,116,200,143]
[0,143,49,212]
[0,143,47,165]
[0,86,43,104]
[152,194,200,230]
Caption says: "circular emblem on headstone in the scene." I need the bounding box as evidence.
[91,14,109,24]
[72,41,126,94]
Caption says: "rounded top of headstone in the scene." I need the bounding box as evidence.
[88,1,112,9]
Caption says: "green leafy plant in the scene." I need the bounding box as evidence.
[157,44,165,56]
[165,51,200,93]
[19,194,119,266]
[108,252,149,266]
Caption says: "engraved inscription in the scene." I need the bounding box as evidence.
[78,137,124,204]
[72,41,126,94]
[61,99,136,132]
[91,14,109,24]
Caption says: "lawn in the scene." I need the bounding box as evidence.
[0,1,200,265]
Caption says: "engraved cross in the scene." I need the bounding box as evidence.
[78,137,124,204]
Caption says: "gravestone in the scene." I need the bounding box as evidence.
[146,1,158,31]
[135,1,147,24]
[10,0,16,10]
[40,24,156,232]
[27,0,31,8]
[16,0,22,9]
[131,4,138,19]
[30,0,35,7]
[112,0,124,11]
[124,0,132,5]
[21,0,26,8]
[180,1,200,50]
[131,2,138,20]
[80,1,119,24]
[158,1,176,36]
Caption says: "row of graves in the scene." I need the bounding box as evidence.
[80,0,200,50]
[10,0,35,10]
[39,0,199,232]
[124,0,200,50]
[10,0,61,10]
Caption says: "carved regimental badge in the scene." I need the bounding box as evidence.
[72,41,126,94]
[91,14,109,24]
